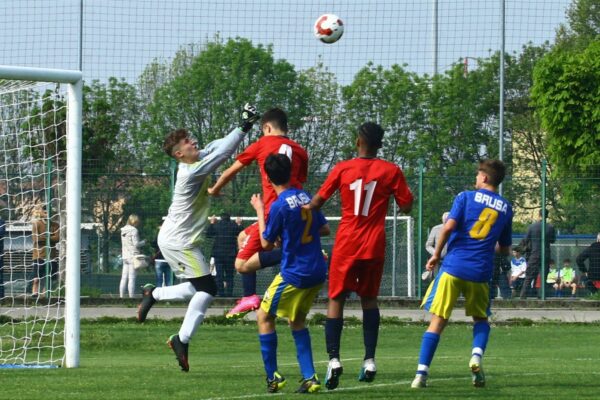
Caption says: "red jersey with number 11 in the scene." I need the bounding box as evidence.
[318,158,413,259]
[236,135,308,214]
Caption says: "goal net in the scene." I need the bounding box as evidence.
[234,214,415,298]
[0,66,81,368]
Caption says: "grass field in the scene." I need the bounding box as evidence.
[1,318,599,399]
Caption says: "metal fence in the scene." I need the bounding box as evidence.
[1,1,597,299]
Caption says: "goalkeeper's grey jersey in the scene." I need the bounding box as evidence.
[158,127,245,249]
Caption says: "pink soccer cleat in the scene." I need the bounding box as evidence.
[226,294,261,319]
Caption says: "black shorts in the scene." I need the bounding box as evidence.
[187,275,217,296]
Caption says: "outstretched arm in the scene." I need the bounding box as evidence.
[303,193,327,211]
[208,160,247,196]
[190,104,259,178]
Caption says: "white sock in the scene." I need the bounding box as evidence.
[178,291,214,343]
[471,347,484,363]
[153,282,196,301]
[416,364,429,376]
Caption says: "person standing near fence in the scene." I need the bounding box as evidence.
[30,206,60,297]
[519,209,556,298]
[120,214,145,298]
[425,212,449,280]
[152,223,171,288]
[206,213,244,297]
[576,233,600,294]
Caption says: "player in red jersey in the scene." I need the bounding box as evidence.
[304,122,413,390]
[208,108,309,318]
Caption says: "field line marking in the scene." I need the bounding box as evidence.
[205,371,600,400]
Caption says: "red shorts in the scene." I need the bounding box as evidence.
[237,222,263,260]
[328,253,385,299]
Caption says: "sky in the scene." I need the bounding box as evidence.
[0,0,571,85]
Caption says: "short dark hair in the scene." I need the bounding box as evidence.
[264,154,291,185]
[563,258,571,263]
[358,122,384,150]
[163,128,189,157]
[261,108,288,132]
[220,212,231,221]
[478,159,506,187]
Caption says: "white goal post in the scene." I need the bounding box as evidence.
[0,65,82,368]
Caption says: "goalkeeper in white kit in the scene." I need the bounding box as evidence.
[136,104,260,372]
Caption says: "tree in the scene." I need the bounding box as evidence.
[531,40,600,173]
[81,78,142,271]
[140,37,318,215]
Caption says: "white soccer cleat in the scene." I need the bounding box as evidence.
[358,358,377,382]
[325,358,344,390]
[325,358,343,390]
[469,355,486,387]
[411,374,427,388]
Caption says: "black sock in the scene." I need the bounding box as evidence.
[325,318,344,360]
[363,308,380,360]
[241,273,256,297]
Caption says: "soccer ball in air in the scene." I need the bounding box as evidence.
[314,14,344,44]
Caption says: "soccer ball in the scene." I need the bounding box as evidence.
[314,14,344,44]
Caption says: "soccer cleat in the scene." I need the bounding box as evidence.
[136,283,156,322]
[296,374,321,393]
[411,374,427,388]
[325,358,343,390]
[225,294,261,319]
[167,334,189,372]
[469,356,485,387]
[266,371,287,393]
[358,358,377,382]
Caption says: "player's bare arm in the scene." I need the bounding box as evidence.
[304,193,326,211]
[208,160,247,196]
[426,219,457,271]
[250,193,274,251]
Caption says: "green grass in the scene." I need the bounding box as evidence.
[1,319,599,399]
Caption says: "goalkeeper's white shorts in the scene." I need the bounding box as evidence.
[159,245,211,280]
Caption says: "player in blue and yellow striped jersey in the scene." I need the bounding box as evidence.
[242,153,330,394]
[411,159,513,389]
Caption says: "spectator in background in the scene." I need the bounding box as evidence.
[206,213,244,297]
[31,207,60,297]
[576,233,600,294]
[152,223,171,287]
[509,247,527,299]
[546,259,559,296]
[491,252,511,299]
[0,216,5,298]
[556,258,577,298]
[120,214,145,298]
[425,212,449,279]
[519,209,556,298]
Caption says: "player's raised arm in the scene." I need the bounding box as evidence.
[192,103,260,178]
[250,193,276,251]
[208,104,261,196]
